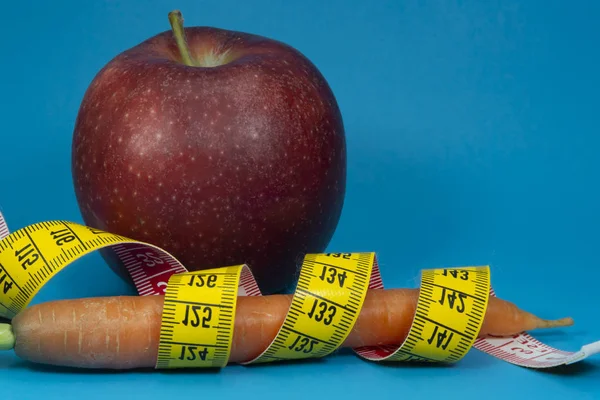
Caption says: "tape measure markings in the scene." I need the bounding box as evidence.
[112,241,187,297]
[354,266,490,364]
[155,265,257,368]
[242,252,376,364]
[157,270,235,368]
[471,289,600,368]
[0,210,599,369]
[0,220,187,319]
[0,213,9,240]
[368,258,384,289]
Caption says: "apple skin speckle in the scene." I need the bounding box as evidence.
[71,26,346,294]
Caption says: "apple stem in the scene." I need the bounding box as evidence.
[168,10,196,67]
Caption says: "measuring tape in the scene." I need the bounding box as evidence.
[0,210,598,369]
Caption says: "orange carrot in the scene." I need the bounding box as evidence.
[0,288,572,369]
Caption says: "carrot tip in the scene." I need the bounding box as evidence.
[537,316,574,329]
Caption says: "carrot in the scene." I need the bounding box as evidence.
[0,288,572,369]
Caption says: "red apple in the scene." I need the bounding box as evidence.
[71,11,346,294]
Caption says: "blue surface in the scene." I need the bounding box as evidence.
[1,0,599,398]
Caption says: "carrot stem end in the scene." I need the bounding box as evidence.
[0,323,15,351]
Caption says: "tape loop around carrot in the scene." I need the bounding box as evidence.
[0,211,599,369]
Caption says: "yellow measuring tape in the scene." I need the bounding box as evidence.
[156,266,244,368]
[0,214,596,369]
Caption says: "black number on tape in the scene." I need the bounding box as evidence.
[318,266,347,288]
[442,269,469,281]
[181,304,212,328]
[288,335,318,353]
[187,274,217,288]
[178,345,209,361]
[307,299,337,325]
[325,253,351,259]
[50,228,76,246]
[438,287,466,313]
[14,243,39,270]
[0,264,14,294]
[427,326,454,350]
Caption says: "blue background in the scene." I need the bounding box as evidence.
[1,0,599,398]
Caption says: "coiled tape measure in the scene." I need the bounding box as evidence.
[0,210,598,369]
